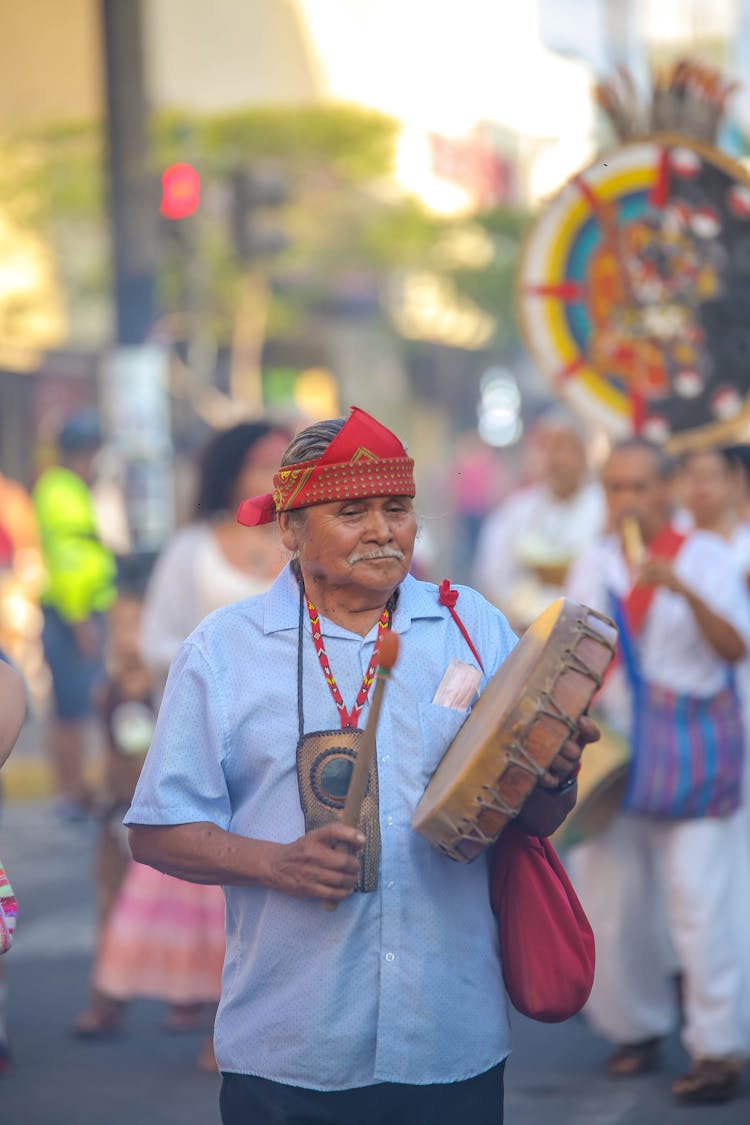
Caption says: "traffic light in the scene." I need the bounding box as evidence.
[160,162,201,220]
[230,166,289,261]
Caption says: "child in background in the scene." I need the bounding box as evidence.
[94,593,155,947]
[72,588,154,1035]
[72,585,225,1065]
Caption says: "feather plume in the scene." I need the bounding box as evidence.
[594,58,738,145]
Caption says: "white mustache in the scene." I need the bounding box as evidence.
[348,547,405,564]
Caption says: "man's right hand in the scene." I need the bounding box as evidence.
[269,823,365,904]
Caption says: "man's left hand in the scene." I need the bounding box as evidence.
[538,713,600,791]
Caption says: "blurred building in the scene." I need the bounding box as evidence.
[0,0,746,502]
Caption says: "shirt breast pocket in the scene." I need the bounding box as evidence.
[417,700,470,785]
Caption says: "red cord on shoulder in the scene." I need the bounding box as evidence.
[438,579,485,672]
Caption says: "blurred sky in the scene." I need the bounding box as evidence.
[295,0,582,134]
[1,0,745,208]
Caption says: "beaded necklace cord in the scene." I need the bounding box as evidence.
[305,596,390,729]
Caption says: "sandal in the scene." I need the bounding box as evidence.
[71,1003,124,1039]
[606,1037,662,1077]
[672,1058,742,1104]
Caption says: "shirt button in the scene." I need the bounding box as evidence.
[385,952,395,963]
[380,754,390,763]
[386,880,396,890]
[386,815,393,826]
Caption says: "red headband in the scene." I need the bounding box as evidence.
[237,406,415,526]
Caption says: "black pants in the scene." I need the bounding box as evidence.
[220,1062,504,1125]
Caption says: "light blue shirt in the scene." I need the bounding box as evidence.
[126,565,518,1089]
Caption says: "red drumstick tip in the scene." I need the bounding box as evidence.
[378,631,400,671]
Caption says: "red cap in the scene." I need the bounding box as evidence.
[237,406,415,526]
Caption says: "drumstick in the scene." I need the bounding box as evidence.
[323,631,400,912]
[621,516,644,569]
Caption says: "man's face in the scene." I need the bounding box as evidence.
[542,427,587,498]
[602,447,668,541]
[680,450,732,527]
[280,495,417,604]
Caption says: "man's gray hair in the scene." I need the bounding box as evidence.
[609,436,677,480]
[281,418,346,467]
[280,418,346,529]
[534,404,589,444]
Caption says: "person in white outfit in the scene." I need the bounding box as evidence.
[677,446,750,1053]
[566,437,750,1106]
[473,409,604,634]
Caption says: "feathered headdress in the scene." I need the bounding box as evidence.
[594,59,739,146]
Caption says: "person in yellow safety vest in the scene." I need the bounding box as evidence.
[33,410,117,820]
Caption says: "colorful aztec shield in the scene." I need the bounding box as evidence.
[517,136,750,443]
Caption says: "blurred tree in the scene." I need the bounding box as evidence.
[0,104,531,368]
[0,122,109,348]
[449,206,533,354]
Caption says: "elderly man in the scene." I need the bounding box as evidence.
[566,437,750,1106]
[473,409,605,634]
[126,406,593,1125]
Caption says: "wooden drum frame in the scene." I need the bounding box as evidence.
[412,598,618,863]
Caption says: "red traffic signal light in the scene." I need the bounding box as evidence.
[160,162,201,220]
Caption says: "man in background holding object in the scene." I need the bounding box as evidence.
[473,409,604,633]
[566,437,749,1105]
[33,411,117,820]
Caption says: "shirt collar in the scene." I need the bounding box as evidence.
[263,564,444,636]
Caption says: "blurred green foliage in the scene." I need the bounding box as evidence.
[0,104,530,355]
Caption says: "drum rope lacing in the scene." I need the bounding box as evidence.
[436,616,616,858]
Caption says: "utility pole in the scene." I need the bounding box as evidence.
[100,0,173,555]
[101,0,156,344]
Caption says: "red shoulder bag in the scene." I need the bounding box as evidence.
[489,821,595,1022]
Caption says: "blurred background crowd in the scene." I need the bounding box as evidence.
[4,0,750,723]
[4,0,750,1116]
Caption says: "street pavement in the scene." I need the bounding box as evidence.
[0,772,748,1122]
